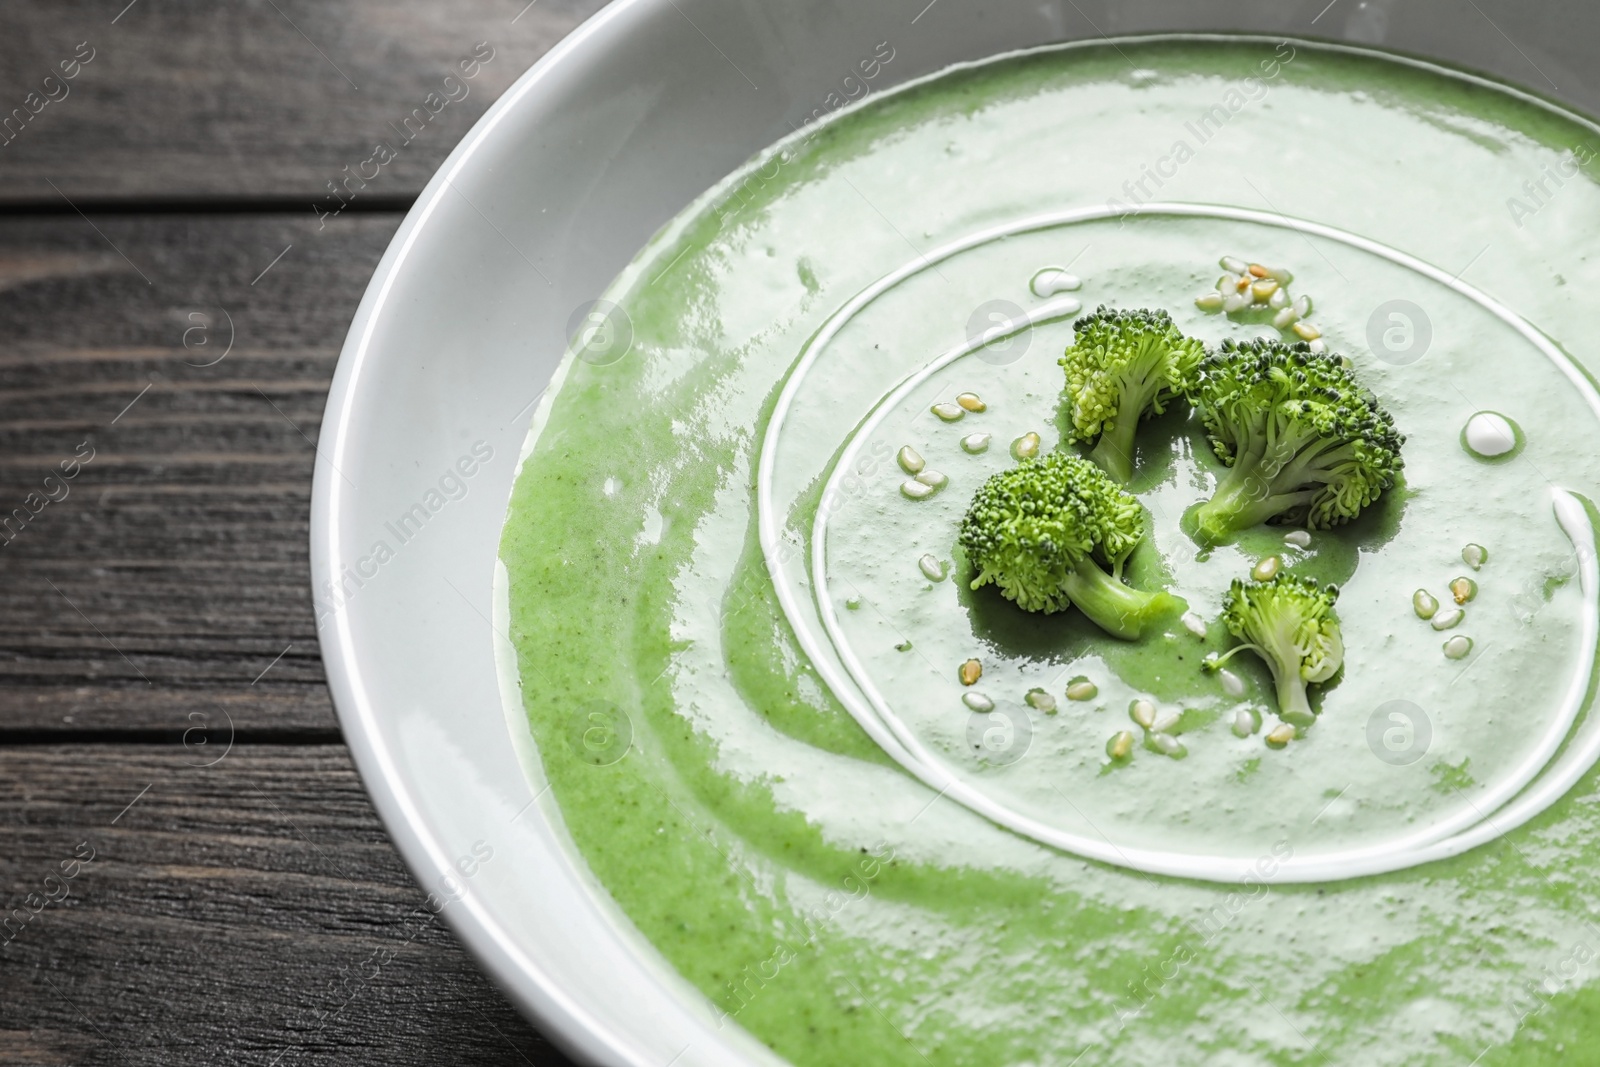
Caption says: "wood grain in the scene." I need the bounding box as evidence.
[0,744,577,1066]
[0,3,606,1062]
[0,0,609,203]
[0,213,401,733]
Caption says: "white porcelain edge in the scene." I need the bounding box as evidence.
[308,1,747,1063]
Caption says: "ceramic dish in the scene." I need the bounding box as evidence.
[312,2,1600,1064]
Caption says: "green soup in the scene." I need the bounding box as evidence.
[501,36,1600,1065]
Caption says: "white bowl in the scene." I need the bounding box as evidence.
[310,2,1598,1063]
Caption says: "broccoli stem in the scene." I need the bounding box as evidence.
[1061,557,1184,641]
[1208,641,1314,724]
[1272,670,1317,727]
[1256,615,1320,725]
[1190,454,1315,545]
[1088,418,1139,483]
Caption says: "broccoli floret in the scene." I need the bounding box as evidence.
[1208,574,1343,726]
[957,452,1184,639]
[1185,338,1403,545]
[1059,306,1207,482]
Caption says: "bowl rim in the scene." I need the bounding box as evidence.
[310,0,665,1062]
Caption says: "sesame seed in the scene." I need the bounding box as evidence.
[960,432,992,454]
[1106,730,1135,761]
[1011,432,1041,461]
[963,691,994,712]
[1067,679,1099,701]
[1151,733,1185,758]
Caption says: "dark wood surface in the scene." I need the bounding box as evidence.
[0,2,605,1062]
[0,0,604,203]
[0,746,575,1066]
[0,213,386,736]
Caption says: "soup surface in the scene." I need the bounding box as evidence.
[501,37,1600,1066]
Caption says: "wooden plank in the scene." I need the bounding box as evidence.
[0,0,607,203]
[0,743,576,1065]
[0,213,402,732]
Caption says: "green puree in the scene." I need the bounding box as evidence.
[501,38,1600,1065]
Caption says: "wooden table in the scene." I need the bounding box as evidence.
[0,3,606,1062]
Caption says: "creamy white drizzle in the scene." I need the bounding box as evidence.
[1028,267,1082,298]
[1464,411,1519,458]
